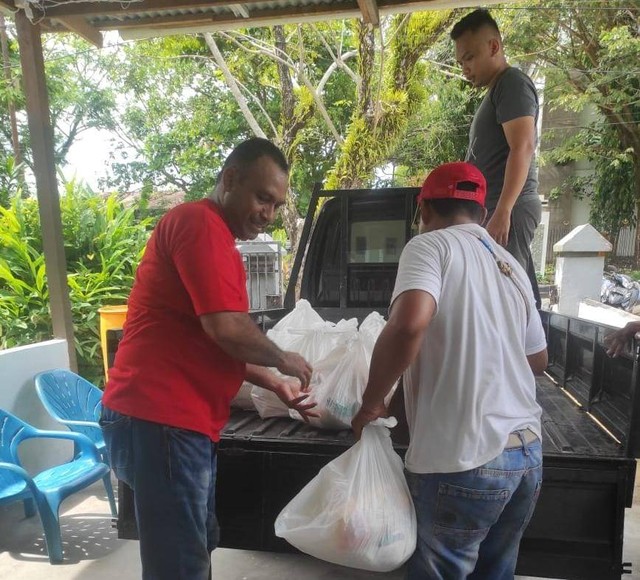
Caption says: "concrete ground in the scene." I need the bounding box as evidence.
[1,470,639,580]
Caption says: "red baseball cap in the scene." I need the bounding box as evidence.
[417,162,486,207]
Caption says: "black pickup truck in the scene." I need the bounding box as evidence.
[113,186,639,579]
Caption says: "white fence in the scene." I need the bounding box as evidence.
[615,226,636,257]
[535,224,636,270]
[239,241,284,311]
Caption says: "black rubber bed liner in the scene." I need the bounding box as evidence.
[220,373,623,460]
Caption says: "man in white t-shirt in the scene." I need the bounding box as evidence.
[352,161,547,580]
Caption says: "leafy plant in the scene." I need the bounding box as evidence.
[0,196,52,346]
[0,182,154,384]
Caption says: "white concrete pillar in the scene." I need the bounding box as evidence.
[538,208,550,274]
[554,224,612,317]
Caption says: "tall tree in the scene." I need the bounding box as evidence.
[326,12,455,189]
[106,24,358,246]
[389,29,483,184]
[502,1,640,262]
[0,23,117,178]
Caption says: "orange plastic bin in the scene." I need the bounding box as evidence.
[98,305,128,381]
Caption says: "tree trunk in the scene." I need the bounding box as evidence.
[273,25,301,254]
[273,25,315,257]
[325,20,376,190]
[204,33,267,139]
[326,12,454,190]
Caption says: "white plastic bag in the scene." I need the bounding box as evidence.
[285,318,358,365]
[359,311,387,364]
[272,299,324,331]
[274,417,416,572]
[230,381,255,410]
[289,334,369,430]
[251,300,326,419]
[251,304,358,420]
[289,321,397,430]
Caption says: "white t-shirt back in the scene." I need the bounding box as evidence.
[391,223,546,474]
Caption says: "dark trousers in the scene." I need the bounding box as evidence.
[489,196,542,309]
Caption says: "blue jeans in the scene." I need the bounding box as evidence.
[405,437,543,580]
[100,406,219,580]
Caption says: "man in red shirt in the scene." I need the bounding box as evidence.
[100,138,315,580]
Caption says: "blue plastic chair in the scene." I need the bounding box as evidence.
[0,409,117,563]
[35,369,108,466]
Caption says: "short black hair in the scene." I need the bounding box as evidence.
[423,198,485,222]
[217,138,289,183]
[450,9,501,40]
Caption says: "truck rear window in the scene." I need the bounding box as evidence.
[300,189,417,309]
[349,220,405,264]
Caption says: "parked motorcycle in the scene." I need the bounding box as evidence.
[601,267,640,312]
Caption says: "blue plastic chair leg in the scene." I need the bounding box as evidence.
[36,497,63,564]
[103,474,117,517]
[23,497,36,518]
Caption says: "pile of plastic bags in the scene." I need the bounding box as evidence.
[274,417,416,572]
[232,300,395,430]
[231,301,415,573]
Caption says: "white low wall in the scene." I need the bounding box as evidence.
[0,339,72,473]
[578,299,640,329]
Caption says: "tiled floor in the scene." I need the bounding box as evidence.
[1,469,639,580]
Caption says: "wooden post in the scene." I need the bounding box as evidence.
[15,11,77,371]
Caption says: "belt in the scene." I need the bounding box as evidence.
[505,428,538,449]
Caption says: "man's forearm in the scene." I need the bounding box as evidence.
[221,321,284,367]
[495,146,533,214]
[203,312,285,367]
[245,363,279,391]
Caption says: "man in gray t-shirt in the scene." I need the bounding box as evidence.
[451,9,542,307]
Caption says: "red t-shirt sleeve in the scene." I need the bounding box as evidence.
[168,206,248,316]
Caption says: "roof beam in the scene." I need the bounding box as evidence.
[58,16,103,47]
[117,5,362,39]
[357,0,379,26]
[378,0,507,12]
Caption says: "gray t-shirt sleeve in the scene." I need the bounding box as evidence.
[492,68,538,125]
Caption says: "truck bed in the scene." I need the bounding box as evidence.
[214,373,636,579]
[221,373,623,460]
[537,373,623,458]
[115,351,637,579]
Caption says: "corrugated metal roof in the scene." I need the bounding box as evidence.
[88,0,341,24]
[41,0,361,39]
[35,0,508,41]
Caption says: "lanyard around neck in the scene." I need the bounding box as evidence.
[467,230,531,323]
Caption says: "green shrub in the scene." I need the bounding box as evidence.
[0,183,154,385]
[0,196,51,345]
[629,271,640,282]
